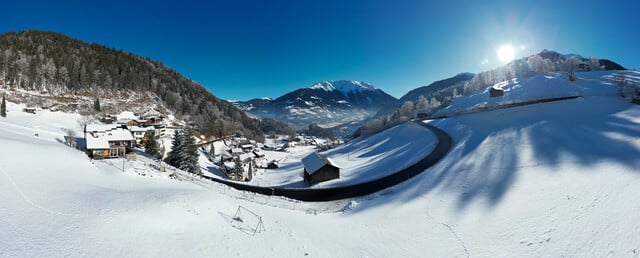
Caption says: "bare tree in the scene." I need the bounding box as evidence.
[632,82,640,104]
[77,116,96,132]
[65,129,77,148]
[613,72,627,97]
[561,56,580,82]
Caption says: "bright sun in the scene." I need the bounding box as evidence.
[497,45,516,63]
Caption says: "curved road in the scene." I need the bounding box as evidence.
[203,120,453,202]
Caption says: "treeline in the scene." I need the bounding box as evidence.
[258,118,296,137]
[0,30,263,141]
[355,53,609,138]
[305,123,336,140]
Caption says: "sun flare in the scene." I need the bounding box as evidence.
[497,45,516,63]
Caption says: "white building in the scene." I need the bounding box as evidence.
[84,124,135,159]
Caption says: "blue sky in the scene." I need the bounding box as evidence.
[1,0,638,100]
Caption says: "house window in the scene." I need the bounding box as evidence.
[109,148,120,157]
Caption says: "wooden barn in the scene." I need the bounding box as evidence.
[489,86,504,97]
[302,152,340,185]
[416,109,432,118]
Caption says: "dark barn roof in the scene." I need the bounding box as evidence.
[302,152,340,185]
[302,152,338,175]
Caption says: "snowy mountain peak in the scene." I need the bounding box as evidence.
[309,80,378,95]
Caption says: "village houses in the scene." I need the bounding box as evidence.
[85,113,167,159]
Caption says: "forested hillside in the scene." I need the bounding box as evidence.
[0,30,263,140]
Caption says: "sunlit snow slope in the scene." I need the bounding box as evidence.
[1,70,639,257]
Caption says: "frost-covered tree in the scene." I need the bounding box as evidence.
[588,57,603,71]
[415,95,429,110]
[561,56,580,81]
[527,54,546,73]
[397,101,415,119]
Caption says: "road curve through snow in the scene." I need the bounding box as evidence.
[203,121,453,202]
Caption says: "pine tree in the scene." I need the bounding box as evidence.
[165,129,200,175]
[1,94,6,118]
[166,130,185,167]
[208,143,216,158]
[144,130,160,158]
[179,128,201,175]
[94,98,101,112]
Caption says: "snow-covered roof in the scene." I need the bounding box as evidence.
[117,111,137,120]
[116,119,135,124]
[302,152,338,175]
[223,162,236,169]
[231,148,244,154]
[86,136,110,149]
[86,128,134,150]
[85,124,123,133]
[239,153,253,161]
[128,126,149,132]
[241,144,254,149]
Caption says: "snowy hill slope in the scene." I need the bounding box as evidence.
[200,122,437,188]
[434,71,631,117]
[1,70,640,257]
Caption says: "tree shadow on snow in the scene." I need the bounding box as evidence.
[349,98,640,213]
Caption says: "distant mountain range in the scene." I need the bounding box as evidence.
[231,80,399,130]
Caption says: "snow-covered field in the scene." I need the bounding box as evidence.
[201,122,436,188]
[434,71,633,116]
[1,70,640,257]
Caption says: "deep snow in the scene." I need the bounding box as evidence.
[1,70,639,257]
[200,122,437,188]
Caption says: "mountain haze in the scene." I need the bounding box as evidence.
[233,80,399,129]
